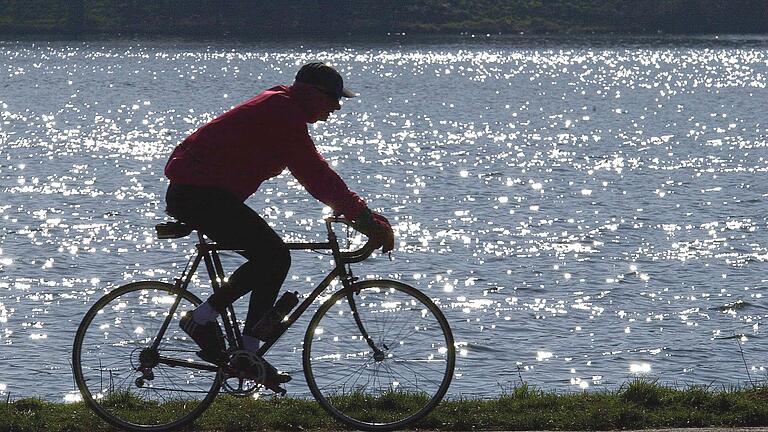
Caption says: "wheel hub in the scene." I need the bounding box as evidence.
[373,350,386,362]
[138,347,160,368]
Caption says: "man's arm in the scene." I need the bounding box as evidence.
[284,132,394,252]
[284,132,367,220]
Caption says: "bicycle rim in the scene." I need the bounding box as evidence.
[72,281,222,432]
[303,279,455,431]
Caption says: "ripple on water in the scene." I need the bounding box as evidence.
[1,37,768,399]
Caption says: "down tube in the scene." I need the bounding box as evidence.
[256,267,343,356]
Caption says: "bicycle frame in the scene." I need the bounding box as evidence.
[75,215,454,432]
[151,217,380,372]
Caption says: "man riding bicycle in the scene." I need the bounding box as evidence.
[163,62,395,388]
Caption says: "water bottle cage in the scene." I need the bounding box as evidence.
[250,291,299,342]
[344,265,358,285]
[345,263,358,283]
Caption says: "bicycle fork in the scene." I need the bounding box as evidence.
[338,259,389,362]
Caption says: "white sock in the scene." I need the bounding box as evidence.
[242,334,261,353]
[192,301,218,324]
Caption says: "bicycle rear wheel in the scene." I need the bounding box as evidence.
[72,281,222,432]
[303,279,455,431]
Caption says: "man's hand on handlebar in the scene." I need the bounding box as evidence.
[352,208,395,253]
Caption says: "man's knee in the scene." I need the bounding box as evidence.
[273,242,291,276]
[248,241,290,272]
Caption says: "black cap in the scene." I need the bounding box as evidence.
[295,62,356,99]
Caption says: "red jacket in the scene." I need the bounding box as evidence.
[164,85,367,220]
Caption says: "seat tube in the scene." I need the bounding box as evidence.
[201,247,241,348]
[211,248,243,346]
[150,249,204,351]
[198,232,222,291]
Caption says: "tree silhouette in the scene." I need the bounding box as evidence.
[0,0,766,35]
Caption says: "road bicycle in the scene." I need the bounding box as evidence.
[72,216,455,431]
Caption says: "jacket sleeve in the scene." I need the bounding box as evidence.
[284,129,367,220]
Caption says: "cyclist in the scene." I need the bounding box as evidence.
[163,62,394,388]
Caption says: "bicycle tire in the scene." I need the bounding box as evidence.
[72,281,222,432]
[302,279,455,431]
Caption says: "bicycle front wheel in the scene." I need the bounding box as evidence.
[72,281,222,432]
[303,279,455,431]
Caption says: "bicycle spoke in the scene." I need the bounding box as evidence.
[392,360,445,387]
[312,357,374,391]
[381,361,423,390]
[392,358,450,376]
[305,280,454,430]
[114,368,136,391]
[73,282,221,430]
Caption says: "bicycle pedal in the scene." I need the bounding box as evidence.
[266,384,287,396]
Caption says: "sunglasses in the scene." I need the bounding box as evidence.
[311,85,341,101]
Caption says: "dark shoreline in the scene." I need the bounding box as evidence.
[2,32,768,50]
[2,27,768,40]
[1,0,767,41]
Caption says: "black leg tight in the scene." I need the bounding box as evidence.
[165,183,291,332]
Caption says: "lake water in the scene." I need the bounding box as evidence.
[1,35,768,402]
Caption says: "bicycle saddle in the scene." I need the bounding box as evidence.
[155,221,193,239]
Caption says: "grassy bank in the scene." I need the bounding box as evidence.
[3,381,768,431]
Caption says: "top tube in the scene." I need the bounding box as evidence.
[184,216,378,263]
[288,216,377,263]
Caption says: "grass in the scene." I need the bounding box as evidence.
[2,380,768,431]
